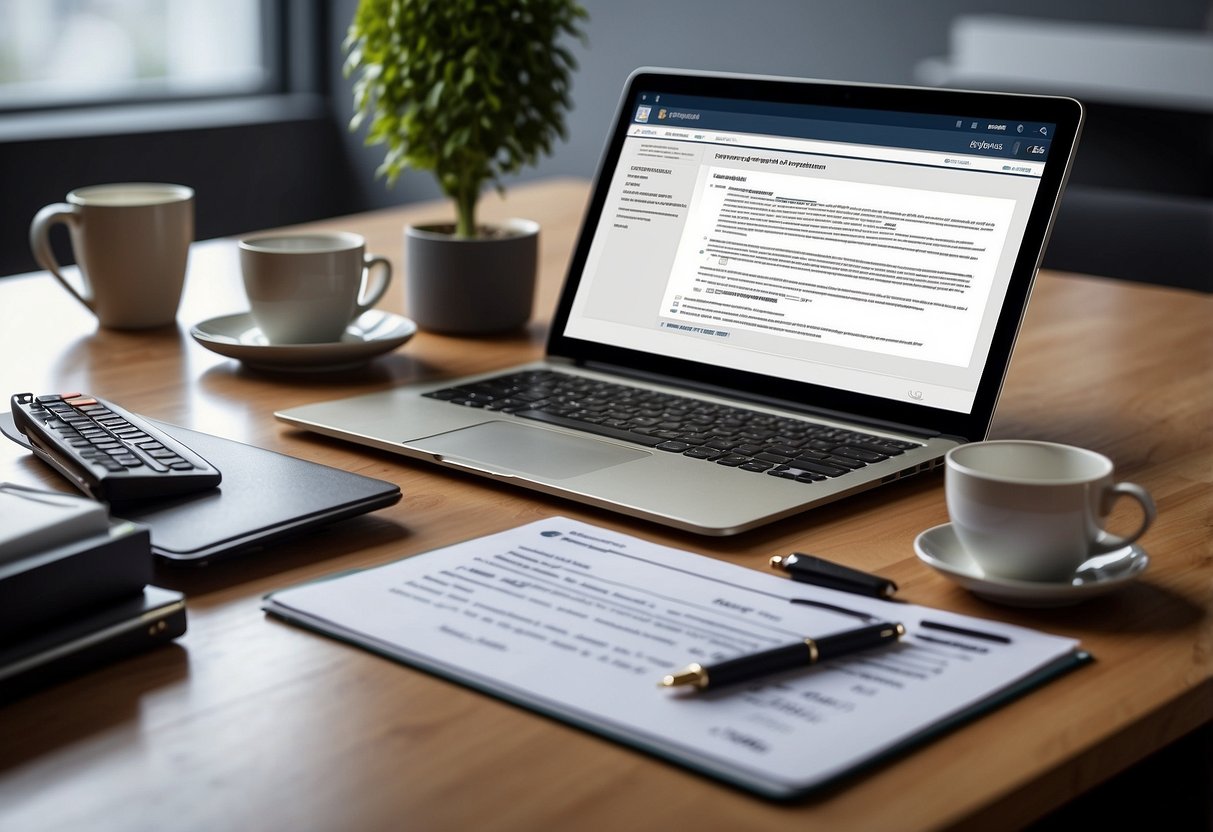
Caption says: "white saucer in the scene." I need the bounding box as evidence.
[190,311,417,372]
[913,522,1149,607]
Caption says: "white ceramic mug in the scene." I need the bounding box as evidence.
[29,183,194,329]
[239,232,392,345]
[945,440,1155,582]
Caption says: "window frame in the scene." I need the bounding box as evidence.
[0,0,323,119]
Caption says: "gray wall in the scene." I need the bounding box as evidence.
[4,2,1208,278]
[330,0,1213,210]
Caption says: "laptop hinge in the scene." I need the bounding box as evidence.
[578,360,942,440]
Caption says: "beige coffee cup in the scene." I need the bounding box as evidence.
[239,232,392,344]
[945,440,1155,582]
[29,183,194,329]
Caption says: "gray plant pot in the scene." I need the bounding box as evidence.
[405,218,539,334]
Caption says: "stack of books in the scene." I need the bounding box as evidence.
[0,483,185,701]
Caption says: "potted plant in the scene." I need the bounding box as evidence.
[345,0,588,334]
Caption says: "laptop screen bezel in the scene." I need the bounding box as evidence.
[546,68,1084,441]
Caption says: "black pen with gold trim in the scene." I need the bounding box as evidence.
[659,621,905,691]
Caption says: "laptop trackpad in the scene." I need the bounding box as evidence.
[418,421,649,480]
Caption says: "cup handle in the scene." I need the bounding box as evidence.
[29,203,95,312]
[354,253,392,316]
[1091,482,1157,553]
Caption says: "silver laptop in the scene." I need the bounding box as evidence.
[277,68,1083,535]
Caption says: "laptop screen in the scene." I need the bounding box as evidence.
[550,70,1082,440]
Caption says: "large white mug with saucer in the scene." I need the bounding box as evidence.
[29,182,194,329]
[944,440,1155,583]
[239,232,392,344]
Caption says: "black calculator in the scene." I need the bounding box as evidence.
[10,392,221,504]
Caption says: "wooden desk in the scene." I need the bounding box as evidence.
[0,178,1209,831]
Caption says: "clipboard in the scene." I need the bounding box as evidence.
[263,517,1090,799]
[2,413,401,565]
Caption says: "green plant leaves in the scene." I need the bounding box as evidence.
[345,0,589,237]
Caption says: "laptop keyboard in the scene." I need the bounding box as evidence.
[423,370,921,484]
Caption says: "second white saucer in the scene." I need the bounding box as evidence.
[913,522,1149,607]
[191,310,417,372]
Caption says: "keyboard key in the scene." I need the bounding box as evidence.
[789,459,850,477]
[823,455,865,470]
[715,454,750,467]
[656,441,692,452]
[740,461,774,472]
[832,447,888,463]
[845,441,905,456]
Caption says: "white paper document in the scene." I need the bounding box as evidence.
[263,518,1085,798]
[661,167,1016,366]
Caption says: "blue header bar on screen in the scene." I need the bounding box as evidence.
[632,92,1056,162]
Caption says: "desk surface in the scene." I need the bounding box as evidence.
[0,178,1209,832]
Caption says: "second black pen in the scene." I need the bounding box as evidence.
[770,552,899,599]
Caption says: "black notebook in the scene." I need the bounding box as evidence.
[2,414,401,565]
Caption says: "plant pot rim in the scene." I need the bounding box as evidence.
[406,218,539,242]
